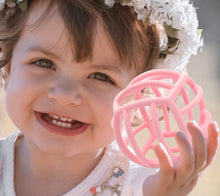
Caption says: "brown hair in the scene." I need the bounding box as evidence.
[0,0,160,85]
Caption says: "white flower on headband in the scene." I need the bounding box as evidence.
[0,0,27,11]
[104,0,203,71]
[0,0,5,11]
[105,0,115,7]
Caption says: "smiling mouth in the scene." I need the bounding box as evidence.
[42,113,84,129]
[35,112,89,136]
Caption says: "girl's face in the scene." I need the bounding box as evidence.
[5,3,137,157]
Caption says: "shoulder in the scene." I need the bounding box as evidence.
[0,131,21,194]
[0,131,21,151]
[0,131,21,173]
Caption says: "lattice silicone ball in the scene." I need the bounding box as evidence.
[112,69,212,168]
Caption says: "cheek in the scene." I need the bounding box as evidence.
[5,69,42,125]
[91,91,117,141]
[5,79,30,129]
[91,89,117,118]
[6,75,33,111]
[6,66,47,101]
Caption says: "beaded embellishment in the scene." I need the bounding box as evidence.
[90,166,124,196]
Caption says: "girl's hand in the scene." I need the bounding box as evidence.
[143,121,219,196]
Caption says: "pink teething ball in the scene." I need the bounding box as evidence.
[112,69,212,168]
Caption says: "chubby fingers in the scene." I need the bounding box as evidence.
[203,121,219,169]
[187,121,207,173]
[172,121,218,187]
[154,121,205,186]
[171,121,207,186]
[154,143,174,184]
[153,121,219,191]
[174,129,195,184]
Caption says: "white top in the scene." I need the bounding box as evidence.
[0,131,157,196]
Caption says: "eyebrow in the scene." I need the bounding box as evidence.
[90,64,122,74]
[25,46,123,73]
[25,46,61,60]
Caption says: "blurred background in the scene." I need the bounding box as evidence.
[187,0,220,195]
[0,0,220,195]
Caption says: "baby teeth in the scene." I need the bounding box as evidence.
[50,114,59,119]
[52,120,72,128]
[60,117,72,122]
[49,114,73,122]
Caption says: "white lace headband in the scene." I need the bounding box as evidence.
[105,0,203,71]
[0,0,203,71]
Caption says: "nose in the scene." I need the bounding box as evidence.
[48,78,82,106]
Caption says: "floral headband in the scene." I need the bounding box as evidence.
[105,0,203,71]
[0,0,203,71]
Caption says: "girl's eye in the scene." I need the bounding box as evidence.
[32,59,55,70]
[90,72,114,84]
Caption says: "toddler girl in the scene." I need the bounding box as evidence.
[0,0,218,195]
